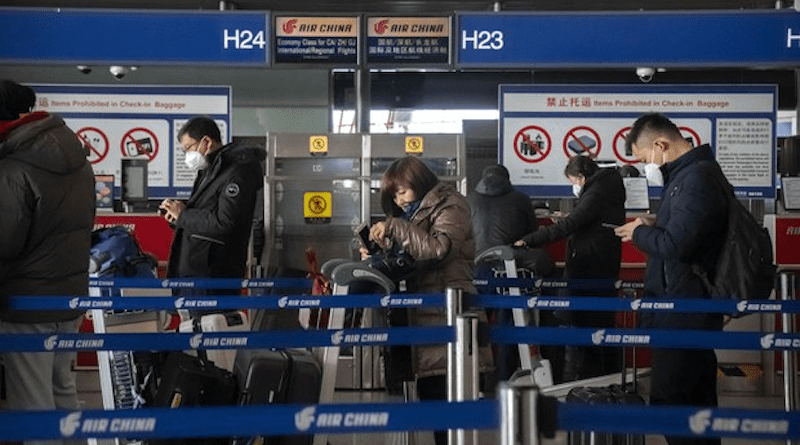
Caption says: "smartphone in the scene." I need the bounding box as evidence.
[601,223,620,229]
[355,222,380,254]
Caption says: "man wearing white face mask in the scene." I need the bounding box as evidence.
[159,116,265,316]
[615,113,726,445]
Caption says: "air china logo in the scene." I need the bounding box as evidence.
[373,19,389,34]
[737,300,749,313]
[630,299,642,311]
[70,298,80,309]
[688,409,789,436]
[591,330,606,345]
[293,406,390,431]
[59,411,157,437]
[380,296,391,307]
[527,297,538,309]
[279,297,289,308]
[331,330,344,346]
[761,334,775,349]
[174,297,185,309]
[190,334,203,349]
[45,335,59,351]
[689,409,713,435]
[282,19,298,34]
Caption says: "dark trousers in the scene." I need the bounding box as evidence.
[416,375,448,445]
[650,348,721,445]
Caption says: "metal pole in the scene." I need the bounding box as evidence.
[779,272,798,445]
[446,287,464,445]
[453,313,479,445]
[499,381,541,445]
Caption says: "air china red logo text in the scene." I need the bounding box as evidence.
[374,19,389,34]
[282,19,298,34]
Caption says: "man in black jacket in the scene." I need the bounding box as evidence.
[616,113,726,445]
[0,80,95,443]
[160,116,265,315]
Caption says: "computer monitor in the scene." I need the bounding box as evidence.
[121,158,148,211]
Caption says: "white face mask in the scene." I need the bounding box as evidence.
[643,149,664,187]
[572,184,582,197]
[184,150,208,170]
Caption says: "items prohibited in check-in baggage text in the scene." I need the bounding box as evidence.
[513,125,551,163]
[563,126,601,158]
[121,127,159,161]
[77,127,109,165]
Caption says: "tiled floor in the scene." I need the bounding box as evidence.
[72,369,792,445]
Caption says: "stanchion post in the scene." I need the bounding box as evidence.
[451,312,479,445]
[447,287,464,406]
[499,381,541,445]
[779,272,798,429]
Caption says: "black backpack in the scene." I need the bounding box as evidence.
[691,172,776,302]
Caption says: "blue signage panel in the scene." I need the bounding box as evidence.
[0,8,270,66]
[499,84,777,199]
[458,10,800,68]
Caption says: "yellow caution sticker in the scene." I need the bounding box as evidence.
[309,135,328,155]
[304,191,332,224]
[405,136,423,154]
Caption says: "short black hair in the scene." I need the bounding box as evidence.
[178,116,222,143]
[0,80,36,120]
[564,154,598,179]
[625,113,682,154]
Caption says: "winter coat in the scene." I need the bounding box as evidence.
[521,167,625,327]
[522,167,625,283]
[468,173,537,253]
[0,113,95,323]
[384,182,492,377]
[632,145,725,331]
[167,141,265,282]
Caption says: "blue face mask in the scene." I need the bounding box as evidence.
[402,200,422,220]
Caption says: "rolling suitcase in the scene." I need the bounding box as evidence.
[233,348,322,445]
[149,351,239,445]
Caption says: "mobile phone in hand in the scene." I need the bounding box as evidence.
[356,222,380,254]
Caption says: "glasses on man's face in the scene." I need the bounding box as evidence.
[181,139,201,153]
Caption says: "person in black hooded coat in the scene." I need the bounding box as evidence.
[515,155,625,382]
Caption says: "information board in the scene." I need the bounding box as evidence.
[32,84,231,199]
[457,10,800,69]
[0,8,269,66]
[499,84,777,199]
[274,16,358,65]
[366,17,451,65]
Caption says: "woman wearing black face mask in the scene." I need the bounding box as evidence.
[361,156,492,445]
[514,154,626,383]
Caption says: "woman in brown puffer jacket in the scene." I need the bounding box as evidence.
[365,156,492,445]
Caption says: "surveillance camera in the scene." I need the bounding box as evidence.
[76,65,92,75]
[636,67,655,83]
[109,65,129,80]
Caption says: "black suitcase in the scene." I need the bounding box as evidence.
[149,351,239,445]
[233,348,322,445]
[566,383,645,445]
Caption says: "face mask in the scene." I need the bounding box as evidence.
[643,149,664,187]
[572,184,582,197]
[184,150,208,170]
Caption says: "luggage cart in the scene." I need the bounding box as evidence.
[475,245,553,387]
[313,260,395,445]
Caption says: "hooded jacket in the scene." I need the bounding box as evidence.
[0,113,95,323]
[468,171,538,253]
[632,144,726,331]
[167,141,265,281]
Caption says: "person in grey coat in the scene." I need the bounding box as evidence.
[0,80,95,445]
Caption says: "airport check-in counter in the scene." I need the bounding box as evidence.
[263,133,366,275]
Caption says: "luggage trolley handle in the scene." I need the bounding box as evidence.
[330,261,396,296]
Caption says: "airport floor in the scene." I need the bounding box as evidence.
[70,367,791,445]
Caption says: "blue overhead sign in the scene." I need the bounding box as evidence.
[457,10,800,68]
[0,8,270,66]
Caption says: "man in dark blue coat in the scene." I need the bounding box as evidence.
[160,117,265,314]
[616,113,726,445]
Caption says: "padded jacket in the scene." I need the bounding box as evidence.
[0,113,95,323]
[167,142,265,282]
[384,182,492,377]
[632,144,725,331]
[468,172,538,253]
[522,167,625,283]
